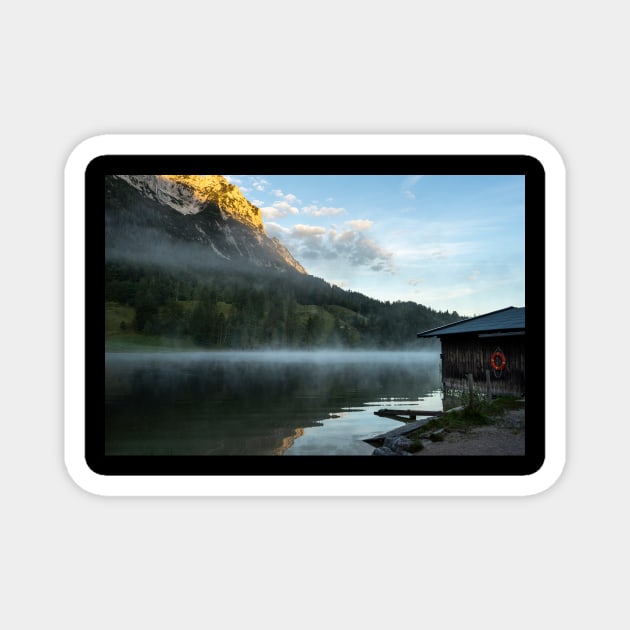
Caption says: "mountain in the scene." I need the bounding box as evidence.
[104,174,462,349]
[105,174,307,274]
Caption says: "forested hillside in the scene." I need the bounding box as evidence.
[104,174,464,350]
[105,262,462,350]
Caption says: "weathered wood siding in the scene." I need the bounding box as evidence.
[440,334,525,397]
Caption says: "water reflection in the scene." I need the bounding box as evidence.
[105,350,442,456]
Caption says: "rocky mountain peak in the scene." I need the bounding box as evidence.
[107,174,307,275]
[161,175,264,231]
[116,175,264,231]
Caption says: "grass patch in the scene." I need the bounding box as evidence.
[105,334,198,352]
[406,434,425,452]
[105,302,135,335]
[485,396,525,413]
[405,396,523,443]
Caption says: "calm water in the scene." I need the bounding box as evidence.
[105,350,443,456]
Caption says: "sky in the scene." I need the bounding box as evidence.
[224,174,525,317]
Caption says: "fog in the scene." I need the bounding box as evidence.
[106,228,267,276]
[106,348,440,365]
[105,349,443,456]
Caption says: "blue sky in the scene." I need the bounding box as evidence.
[225,174,525,317]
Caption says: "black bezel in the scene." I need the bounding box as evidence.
[89,154,545,477]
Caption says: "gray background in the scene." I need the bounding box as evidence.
[2,2,625,628]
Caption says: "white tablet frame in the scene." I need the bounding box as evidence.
[64,134,565,496]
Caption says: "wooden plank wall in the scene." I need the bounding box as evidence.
[440,335,525,397]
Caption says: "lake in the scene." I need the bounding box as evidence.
[105,350,443,456]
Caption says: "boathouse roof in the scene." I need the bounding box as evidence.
[417,306,525,338]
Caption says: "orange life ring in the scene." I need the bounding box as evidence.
[490,350,507,371]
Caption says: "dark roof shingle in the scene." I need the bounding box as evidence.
[417,306,525,338]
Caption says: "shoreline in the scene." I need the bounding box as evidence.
[371,407,525,456]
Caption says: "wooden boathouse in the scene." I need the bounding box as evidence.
[417,306,525,398]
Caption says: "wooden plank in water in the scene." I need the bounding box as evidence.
[375,408,442,421]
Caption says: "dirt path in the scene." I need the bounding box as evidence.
[414,408,525,456]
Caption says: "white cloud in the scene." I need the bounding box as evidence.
[266,222,290,236]
[274,200,299,215]
[261,207,282,220]
[302,204,345,217]
[345,219,373,231]
[293,224,327,237]
[260,200,300,220]
[249,177,270,192]
[275,222,394,272]
[272,189,300,204]
[401,175,424,199]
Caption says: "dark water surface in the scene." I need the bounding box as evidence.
[105,350,443,456]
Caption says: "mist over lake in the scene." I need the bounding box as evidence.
[105,350,443,455]
[103,176,459,457]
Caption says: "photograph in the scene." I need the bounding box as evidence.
[102,168,530,462]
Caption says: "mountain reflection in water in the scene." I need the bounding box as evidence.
[105,350,442,456]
